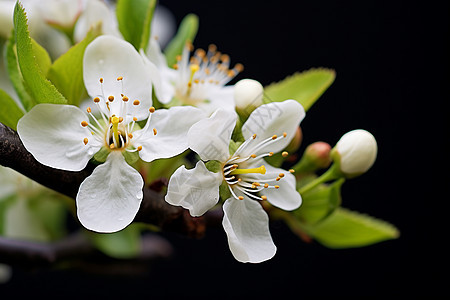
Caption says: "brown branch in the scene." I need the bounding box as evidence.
[0,123,221,238]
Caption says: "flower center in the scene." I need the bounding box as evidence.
[222,133,294,202]
[173,43,243,104]
[80,76,156,153]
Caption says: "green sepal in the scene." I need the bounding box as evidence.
[164,13,199,67]
[13,2,67,105]
[123,150,140,166]
[92,147,110,164]
[302,207,400,248]
[205,160,222,173]
[0,88,24,130]
[47,24,101,106]
[146,151,190,183]
[116,0,156,51]
[87,223,142,259]
[228,140,240,155]
[219,180,231,201]
[294,177,344,224]
[264,68,335,111]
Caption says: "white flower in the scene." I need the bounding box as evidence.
[165,100,305,262]
[17,35,205,233]
[144,39,243,115]
[333,129,378,176]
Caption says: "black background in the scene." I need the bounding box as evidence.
[1,0,448,298]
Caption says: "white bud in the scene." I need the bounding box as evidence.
[234,79,264,111]
[334,129,377,176]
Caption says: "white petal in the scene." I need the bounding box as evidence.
[242,100,305,154]
[83,35,152,121]
[140,48,173,104]
[247,161,302,211]
[165,161,222,217]
[17,104,100,171]
[188,109,236,162]
[195,85,236,116]
[135,106,206,162]
[222,197,276,263]
[76,152,144,233]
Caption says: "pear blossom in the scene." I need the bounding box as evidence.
[145,39,243,115]
[165,100,305,262]
[332,129,378,176]
[17,35,205,233]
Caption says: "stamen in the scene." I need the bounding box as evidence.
[93,97,100,103]
[81,121,88,127]
[117,76,123,81]
[133,100,140,105]
[238,196,244,200]
[261,195,267,201]
[137,146,142,151]
[282,151,289,157]
[108,96,114,102]
[86,107,91,113]
[149,107,156,113]
[122,96,129,102]
[99,78,103,83]
[153,128,157,135]
[111,116,120,148]
[289,169,295,173]
[83,138,88,145]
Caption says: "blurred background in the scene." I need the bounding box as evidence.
[1,0,448,297]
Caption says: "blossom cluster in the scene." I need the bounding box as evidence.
[0,0,395,264]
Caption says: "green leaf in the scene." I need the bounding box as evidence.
[30,38,52,76]
[116,0,157,50]
[13,2,67,105]
[47,25,101,105]
[0,88,24,130]
[5,33,34,111]
[88,224,141,259]
[164,14,199,67]
[264,68,335,111]
[304,207,400,248]
[294,178,344,224]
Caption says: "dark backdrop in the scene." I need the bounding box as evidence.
[1,0,448,298]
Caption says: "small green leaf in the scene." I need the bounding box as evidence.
[164,14,199,67]
[264,68,335,111]
[5,33,34,111]
[294,178,344,224]
[47,25,101,105]
[88,224,141,259]
[0,88,24,130]
[205,160,222,173]
[13,2,67,105]
[30,38,51,76]
[304,207,400,248]
[116,0,156,50]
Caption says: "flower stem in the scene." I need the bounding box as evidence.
[298,164,340,195]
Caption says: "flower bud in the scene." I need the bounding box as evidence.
[305,141,332,169]
[234,79,264,112]
[332,129,377,177]
[285,126,303,153]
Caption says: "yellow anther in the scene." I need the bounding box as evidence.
[83,138,88,145]
[272,135,278,140]
[289,169,295,173]
[176,55,182,61]
[251,154,257,158]
[86,107,92,113]
[261,195,267,201]
[133,100,140,105]
[264,183,269,188]
[94,97,100,103]
[108,95,114,102]
[252,182,260,186]
[153,128,157,135]
[149,107,156,113]
[283,132,287,138]
[133,117,138,122]
[194,79,200,84]
[220,54,230,62]
[251,184,256,189]
[274,185,280,189]
[276,177,281,181]
[269,152,274,156]
[117,76,123,81]
[230,165,266,176]
[81,121,89,127]
[137,146,143,151]
[279,173,285,178]
[252,134,257,139]
[173,64,179,70]
[99,78,103,83]
[227,70,236,77]
[282,151,289,157]
[208,44,217,53]
[234,63,244,72]
[119,117,124,123]
[110,143,115,149]
[128,133,133,139]
[238,196,244,200]
[122,96,129,102]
